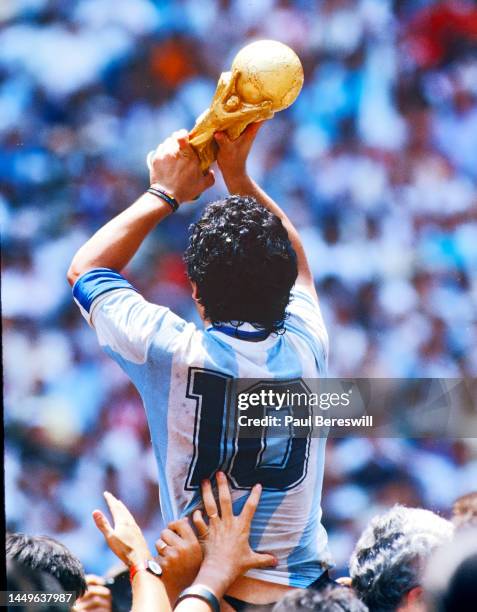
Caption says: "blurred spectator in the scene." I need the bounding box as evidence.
[2,0,477,576]
[423,528,477,612]
[7,558,69,612]
[73,569,132,612]
[272,584,368,612]
[451,491,477,529]
[6,533,87,599]
[74,575,112,612]
[349,506,453,611]
[104,568,132,612]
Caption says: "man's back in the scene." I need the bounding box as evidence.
[75,275,331,587]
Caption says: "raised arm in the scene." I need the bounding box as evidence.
[92,491,171,612]
[214,124,317,299]
[66,130,215,286]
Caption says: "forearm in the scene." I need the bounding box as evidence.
[131,572,172,612]
[174,562,231,612]
[67,192,171,286]
[174,599,211,612]
[224,173,315,291]
[161,575,183,608]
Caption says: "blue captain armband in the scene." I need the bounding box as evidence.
[72,268,138,321]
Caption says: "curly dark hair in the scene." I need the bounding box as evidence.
[184,195,297,335]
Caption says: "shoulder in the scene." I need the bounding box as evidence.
[72,267,137,325]
[285,285,329,370]
[72,267,192,362]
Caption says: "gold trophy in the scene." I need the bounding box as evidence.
[189,39,304,171]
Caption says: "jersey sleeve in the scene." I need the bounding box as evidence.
[285,285,329,374]
[72,268,187,386]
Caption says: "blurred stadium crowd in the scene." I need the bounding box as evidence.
[2,0,477,575]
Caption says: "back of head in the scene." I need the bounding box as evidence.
[184,196,298,334]
[272,585,368,612]
[349,505,453,612]
[7,558,69,612]
[6,533,86,598]
[424,528,477,612]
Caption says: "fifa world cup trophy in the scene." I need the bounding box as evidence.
[189,40,304,171]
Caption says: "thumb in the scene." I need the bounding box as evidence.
[247,121,263,135]
[178,134,190,150]
[203,169,215,188]
[214,131,230,145]
[248,552,278,570]
[146,150,154,171]
[242,121,263,141]
[92,510,113,539]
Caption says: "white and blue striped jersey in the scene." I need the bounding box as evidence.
[73,268,331,587]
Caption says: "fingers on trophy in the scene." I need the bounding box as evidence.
[189,39,304,171]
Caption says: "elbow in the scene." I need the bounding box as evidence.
[66,261,82,287]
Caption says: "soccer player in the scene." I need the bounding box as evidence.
[68,123,330,608]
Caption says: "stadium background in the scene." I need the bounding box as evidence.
[2,0,477,575]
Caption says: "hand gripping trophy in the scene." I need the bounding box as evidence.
[189,39,304,171]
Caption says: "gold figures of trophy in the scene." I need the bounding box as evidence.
[189,39,304,171]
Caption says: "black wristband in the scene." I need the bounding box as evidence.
[176,585,220,612]
[147,186,179,212]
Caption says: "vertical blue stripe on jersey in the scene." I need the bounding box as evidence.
[286,321,325,373]
[145,338,180,523]
[232,489,287,553]
[102,346,147,392]
[266,331,327,587]
[286,437,328,587]
[266,335,302,379]
[100,343,175,522]
[201,330,240,376]
[285,295,329,584]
